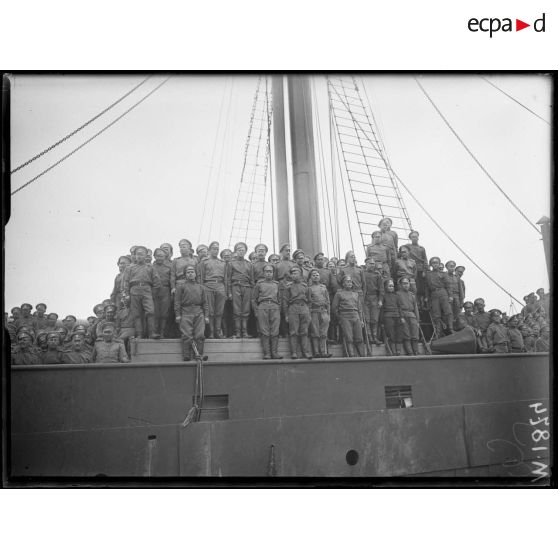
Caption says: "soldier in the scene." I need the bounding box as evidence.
[145,248,153,265]
[363,257,384,346]
[248,251,257,263]
[219,249,234,338]
[152,247,172,338]
[62,315,77,333]
[115,293,136,356]
[378,217,398,273]
[16,303,35,330]
[252,243,270,283]
[44,312,59,332]
[174,265,209,362]
[507,315,525,353]
[35,330,49,353]
[226,242,254,339]
[455,266,466,304]
[455,301,476,331]
[61,331,93,364]
[366,231,391,279]
[32,303,49,333]
[10,307,21,322]
[275,243,297,337]
[92,323,130,363]
[445,261,463,324]
[308,269,331,358]
[252,264,283,360]
[41,332,65,364]
[486,309,510,353]
[535,288,550,322]
[292,249,310,282]
[268,254,281,265]
[473,298,491,352]
[171,239,197,294]
[198,241,227,339]
[379,279,401,355]
[337,251,367,317]
[121,245,161,339]
[130,246,138,265]
[332,275,366,358]
[403,231,428,309]
[11,331,41,365]
[110,255,131,310]
[425,256,454,337]
[283,266,313,360]
[519,323,536,353]
[313,253,334,292]
[160,242,174,262]
[535,324,550,352]
[94,304,118,340]
[394,246,417,294]
[396,277,421,355]
[196,244,209,265]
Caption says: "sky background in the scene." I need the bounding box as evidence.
[6,73,551,318]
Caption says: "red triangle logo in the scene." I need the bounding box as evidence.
[516,19,530,31]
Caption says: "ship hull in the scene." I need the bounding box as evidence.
[9,353,550,479]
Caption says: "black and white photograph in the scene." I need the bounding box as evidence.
[3,73,551,482]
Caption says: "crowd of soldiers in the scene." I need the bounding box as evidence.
[7,218,551,364]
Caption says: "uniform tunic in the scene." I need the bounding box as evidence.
[363,270,384,330]
[32,314,49,333]
[153,260,172,334]
[365,244,391,278]
[283,281,311,336]
[11,345,41,365]
[41,348,64,365]
[170,256,198,290]
[308,283,330,338]
[122,263,161,330]
[174,281,209,342]
[404,242,428,298]
[198,257,227,320]
[331,289,363,345]
[61,348,92,364]
[252,280,281,336]
[394,258,417,293]
[445,272,463,317]
[508,327,525,352]
[252,260,271,283]
[314,267,336,294]
[426,270,453,334]
[226,258,254,319]
[486,323,510,353]
[92,340,130,363]
[380,291,401,343]
[396,290,420,341]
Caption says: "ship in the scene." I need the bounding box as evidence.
[5,74,551,482]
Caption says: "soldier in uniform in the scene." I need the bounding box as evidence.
[337,251,367,320]
[152,248,172,338]
[379,279,401,355]
[507,315,525,353]
[226,242,254,339]
[313,253,334,292]
[16,303,35,330]
[171,239,197,294]
[160,242,174,262]
[486,309,510,353]
[308,269,331,358]
[396,277,421,355]
[252,243,270,283]
[196,244,209,266]
[332,275,366,358]
[130,246,138,265]
[292,249,310,282]
[198,241,227,339]
[378,218,398,274]
[283,266,313,359]
[121,245,161,339]
[363,257,384,346]
[455,266,466,304]
[62,315,77,334]
[455,301,476,331]
[94,304,118,340]
[535,324,550,352]
[535,288,550,322]
[473,298,491,353]
[425,256,454,337]
[44,312,59,332]
[394,246,417,294]
[116,293,136,356]
[11,331,41,365]
[219,249,234,338]
[41,332,65,364]
[175,265,209,362]
[32,303,49,333]
[403,231,428,309]
[445,261,464,326]
[110,255,131,310]
[61,331,93,364]
[268,254,281,265]
[366,231,391,279]
[275,243,297,337]
[252,264,283,360]
[519,323,536,353]
[92,323,130,363]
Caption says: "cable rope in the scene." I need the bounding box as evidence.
[480,76,551,125]
[334,92,525,306]
[11,75,153,174]
[11,76,170,196]
[414,77,540,235]
[329,102,341,257]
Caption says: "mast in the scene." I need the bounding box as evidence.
[287,75,322,257]
[271,76,291,247]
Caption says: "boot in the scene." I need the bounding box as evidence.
[355,342,366,357]
[403,339,413,355]
[182,339,192,361]
[346,342,356,358]
[232,318,241,339]
[270,336,283,359]
[193,338,208,361]
[320,338,332,358]
[310,337,320,357]
[147,315,159,339]
[411,339,419,356]
[371,326,382,346]
[260,335,271,359]
[215,318,224,339]
[289,336,299,359]
[395,343,402,356]
[241,319,252,338]
[300,335,313,359]
[208,322,215,339]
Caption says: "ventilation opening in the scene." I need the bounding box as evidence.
[193,394,229,421]
[346,450,359,466]
[147,435,157,440]
[385,386,413,409]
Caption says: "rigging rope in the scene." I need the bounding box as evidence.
[480,76,551,125]
[11,75,153,174]
[11,76,170,196]
[332,89,525,307]
[414,77,540,235]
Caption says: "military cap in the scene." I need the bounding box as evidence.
[455,266,465,272]
[220,248,232,258]
[153,248,166,257]
[234,242,248,252]
[255,243,269,253]
[185,265,196,272]
[93,304,104,314]
[341,274,353,284]
[36,330,48,341]
[268,254,280,262]
[279,243,290,253]
[135,246,148,255]
[408,230,420,238]
[196,244,208,253]
[397,277,410,285]
[48,312,59,319]
[21,303,33,310]
[445,260,456,267]
[429,257,440,266]
[102,299,112,307]
[489,309,502,317]
[36,303,47,311]
[103,305,116,312]
[16,325,33,335]
[371,230,381,238]
[209,241,219,250]
[118,255,132,264]
[528,292,536,298]
[70,330,86,339]
[74,324,87,332]
[178,239,192,247]
[146,248,152,256]
[313,252,324,261]
[378,217,392,226]
[10,307,21,313]
[17,331,33,341]
[463,301,474,308]
[130,245,138,253]
[523,295,530,302]
[263,264,274,272]
[290,266,302,275]
[473,298,485,305]
[536,288,545,295]
[63,315,77,322]
[47,331,61,339]
[292,249,304,260]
